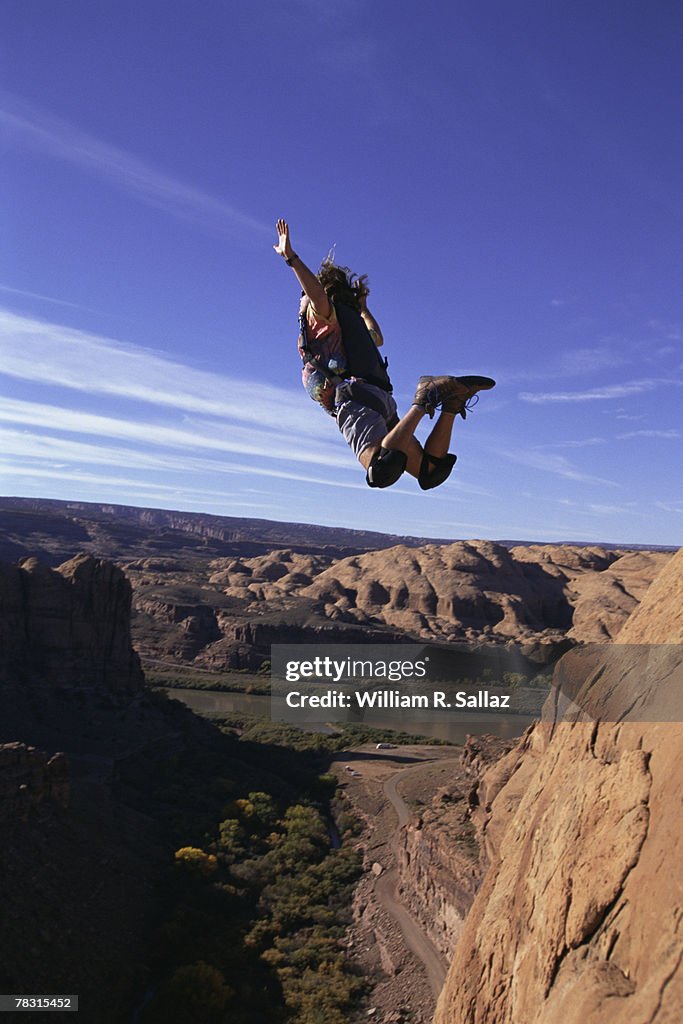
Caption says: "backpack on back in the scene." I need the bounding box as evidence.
[333,301,392,392]
[298,300,392,393]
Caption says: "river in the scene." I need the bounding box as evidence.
[165,688,537,744]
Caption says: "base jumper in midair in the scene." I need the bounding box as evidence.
[274,219,495,491]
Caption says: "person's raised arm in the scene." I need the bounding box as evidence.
[356,278,384,347]
[273,219,332,319]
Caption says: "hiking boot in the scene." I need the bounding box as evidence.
[413,376,464,418]
[413,375,495,418]
[442,375,496,419]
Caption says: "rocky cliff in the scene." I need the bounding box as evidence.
[397,736,514,960]
[434,547,683,1024]
[0,553,144,691]
[0,555,191,1022]
[0,742,69,822]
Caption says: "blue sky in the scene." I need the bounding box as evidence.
[1,1,681,545]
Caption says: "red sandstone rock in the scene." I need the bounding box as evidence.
[434,547,683,1024]
[567,550,671,641]
[129,541,671,669]
[299,541,669,644]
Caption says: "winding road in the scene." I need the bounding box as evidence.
[371,759,461,997]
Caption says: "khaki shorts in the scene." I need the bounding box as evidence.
[335,382,399,458]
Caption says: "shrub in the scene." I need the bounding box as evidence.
[174,847,218,878]
[145,961,233,1024]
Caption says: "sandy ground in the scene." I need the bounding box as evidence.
[329,744,462,1024]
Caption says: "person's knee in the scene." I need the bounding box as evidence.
[366,447,407,488]
[418,452,457,490]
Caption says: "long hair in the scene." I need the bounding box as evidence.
[317,259,368,312]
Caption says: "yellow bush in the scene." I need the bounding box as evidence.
[174,846,218,877]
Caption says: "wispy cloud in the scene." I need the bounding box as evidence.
[0,396,350,469]
[647,319,681,342]
[585,502,638,516]
[616,429,681,441]
[613,410,645,421]
[0,428,369,493]
[0,90,269,240]
[0,283,96,313]
[535,437,608,450]
[655,500,683,515]
[555,345,629,375]
[522,493,643,518]
[519,378,681,403]
[0,461,280,511]
[0,307,503,521]
[537,430,681,447]
[0,308,314,433]
[496,447,618,486]
[503,343,630,385]
[0,306,376,511]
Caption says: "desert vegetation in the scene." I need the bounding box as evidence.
[137,719,371,1024]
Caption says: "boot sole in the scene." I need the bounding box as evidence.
[454,375,496,391]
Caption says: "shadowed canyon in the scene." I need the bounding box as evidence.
[0,498,680,1023]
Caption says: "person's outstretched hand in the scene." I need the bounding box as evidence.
[273,219,295,260]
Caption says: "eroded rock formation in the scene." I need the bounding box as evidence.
[301,542,672,644]
[130,541,672,671]
[0,499,673,672]
[434,547,683,1024]
[566,549,671,641]
[0,742,69,822]
[0,554,144,691]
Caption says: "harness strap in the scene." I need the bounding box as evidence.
[299,309,391,418]
[299,311,347,388]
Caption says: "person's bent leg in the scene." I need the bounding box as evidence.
[419,410,457,490]
[363,444,409,488]
[371,404,457,487]
[339,388,457,491]
[382,404,424,450]
[359,406,428,488]
[381,404,430,477]
[336,394,414,489]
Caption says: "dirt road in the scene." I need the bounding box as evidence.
[375,759,461,996]
[332,745,463,1012]
[374,864,447,996]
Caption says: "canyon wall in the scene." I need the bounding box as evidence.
[398,809,479,960]
[0,553,144,691]
[0,554,183,1022]
[434,547,683,1024]
[397,736,514,960]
